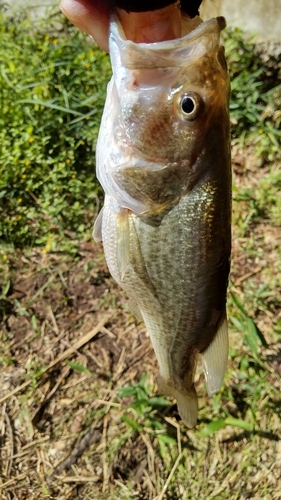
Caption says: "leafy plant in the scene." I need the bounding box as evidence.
[118,375,176,458]
[225,27,281,158]
[0,8,111,247]
[118,375,170,422]
[200,416,253,437]
[230,292,268,357]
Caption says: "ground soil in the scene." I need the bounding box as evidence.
[0,241,163,499]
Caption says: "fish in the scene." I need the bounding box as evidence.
[93,15,231,428]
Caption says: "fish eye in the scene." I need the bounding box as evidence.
[179,92,202,120]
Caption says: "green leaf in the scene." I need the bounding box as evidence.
[122,415,142,432]
[17,99,84,116]
[158,438,168,460]
[244,318,260,356]
[224,417,253,431]
[200,419,226,437]
[157,434,177,445]
[200,417,253,437]
[130,399,152,414]
[244,317,268,354]
[0,280,10,299]
[118,386,137,398]
[230,316,246,332]
[230,292,248,317]
[252,322,269,348]
[149,396,171,408]
[66,361,91,375]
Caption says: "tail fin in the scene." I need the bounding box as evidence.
[176,387,198,429]
[201,316,229,396]
[157,375,198,429]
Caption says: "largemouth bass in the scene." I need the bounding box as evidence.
[94,15,231,428]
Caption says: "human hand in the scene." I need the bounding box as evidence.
[60,0,110,51]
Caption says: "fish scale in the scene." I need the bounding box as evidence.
[95,15,231,427]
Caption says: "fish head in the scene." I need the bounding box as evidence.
[101,17,230,213]
[110,18,229,162]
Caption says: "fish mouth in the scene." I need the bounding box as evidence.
[110,16,227,70]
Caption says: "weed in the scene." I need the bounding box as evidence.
[0,9,110,247]
[1,13,280,249]
[118,375,177,459]
[225,27,281,160]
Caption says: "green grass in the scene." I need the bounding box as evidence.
[0,11,280,249]
[225,27,281,151]
[0,6,111,247]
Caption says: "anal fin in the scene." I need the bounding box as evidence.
[201,316,229,396]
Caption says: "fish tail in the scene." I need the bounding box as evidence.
[157,375,198,429]
[175,387,198,429]
[201,316,228,396]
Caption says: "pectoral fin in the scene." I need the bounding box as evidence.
[93,207,104,242]
[128,299,143,322]
[201,316,228,396]
[116,207,130,281]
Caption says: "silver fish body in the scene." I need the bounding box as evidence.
[94,16,231,427]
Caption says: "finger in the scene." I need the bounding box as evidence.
[59,0,110,52]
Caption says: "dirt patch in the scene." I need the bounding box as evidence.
[0,242,164,499]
